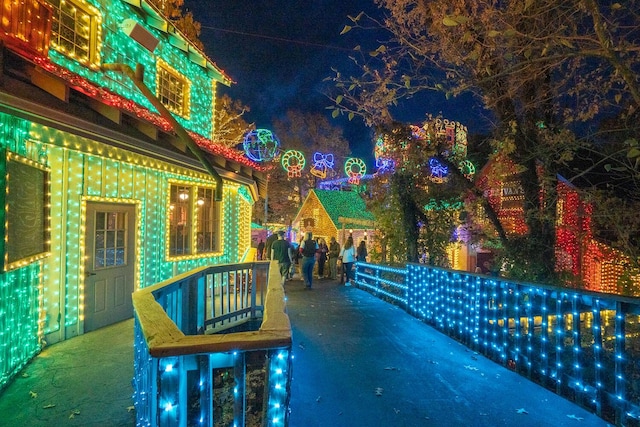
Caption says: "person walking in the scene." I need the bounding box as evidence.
[256,239,265,260]
[264,233,278,260]
[327,236,340,280]
[270,231,291,285]
[356,240,368,262]
[287,240,297,280]
[316,238,328,278]
[340,236,356,285]
[299,231,318,289]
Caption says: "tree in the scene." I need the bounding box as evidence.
[148,0,204,50]
[213,94,254,148]
[328,0,640,283]
[366,118,479,264]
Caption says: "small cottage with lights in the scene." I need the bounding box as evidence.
[292,189,375,246]
[0,0,266,390]
[474,158,639,294]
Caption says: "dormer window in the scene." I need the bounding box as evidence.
[48,0,102,68]
[157,59,191,119]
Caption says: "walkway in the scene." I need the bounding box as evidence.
[0,278,608,426]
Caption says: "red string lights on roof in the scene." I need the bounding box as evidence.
[31,56,264,171]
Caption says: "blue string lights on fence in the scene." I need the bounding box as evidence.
[352,261,640,425]
[243,129,280,162]
[266,350,292,425]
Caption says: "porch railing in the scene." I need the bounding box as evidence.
[132,261,292,427]
[354,261,640,426]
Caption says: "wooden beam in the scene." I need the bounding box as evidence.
[86,98,121,125]
[30,68,68,102]
[338,216,375,227]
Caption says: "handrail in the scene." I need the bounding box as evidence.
[353,261,640,426]
[133,261,290,357]
[132,261,292,426]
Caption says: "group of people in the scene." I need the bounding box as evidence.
[259,231,368,290]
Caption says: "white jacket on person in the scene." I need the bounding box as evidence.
[340,246,356,263]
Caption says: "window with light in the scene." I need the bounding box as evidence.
[168,183,219,258]
[196,187,218,253]
[48,0,101,68]
[157,60,190,118]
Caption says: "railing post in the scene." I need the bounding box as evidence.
[614,301,626,425]
[592,298,603,417]
[571,295,583,407]
[251,263,258,319]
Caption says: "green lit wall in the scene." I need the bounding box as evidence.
[46,0,216,139]
[0,264,41,390]
[0,111,254,390]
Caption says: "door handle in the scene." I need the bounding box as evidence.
[85,272,97,277]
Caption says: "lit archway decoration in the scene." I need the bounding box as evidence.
[344,157,367,184]
[310,152,334,179]
[281,150,306,177]
[243,129,280,162]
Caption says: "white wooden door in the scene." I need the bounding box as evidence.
[83,202,136,332]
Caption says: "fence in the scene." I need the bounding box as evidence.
[132,261,292,427]
[354,261,640,426]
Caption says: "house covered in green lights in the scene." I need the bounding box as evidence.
[292,189,375,246]
[0,0,265,390]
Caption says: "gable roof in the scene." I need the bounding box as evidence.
[311,189,375,229]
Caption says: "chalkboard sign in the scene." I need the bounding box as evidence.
[1,151,50,271]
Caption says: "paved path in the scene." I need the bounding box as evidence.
[0,278,609,426]
[285,278,609,427]
[0,318,135,426]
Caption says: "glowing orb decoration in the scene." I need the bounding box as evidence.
[344,157,367,185]
[310,152,334,179]
[428,157,448,183]
[281,150,306,177]
[243,129,280,162]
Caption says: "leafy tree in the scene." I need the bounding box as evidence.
[366,118,480,264]
[328,0,640,283]
[213,94,254,148]
[148,0,204,50]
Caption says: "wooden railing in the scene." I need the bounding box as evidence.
[354,262,640,426]
[132,261,292,426]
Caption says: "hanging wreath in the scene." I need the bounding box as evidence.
[281,150,306,178]
[344,157,367,185]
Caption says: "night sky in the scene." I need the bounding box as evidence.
[183,1,489,164]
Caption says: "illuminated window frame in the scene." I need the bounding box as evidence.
[1,151,51,272]
[156,59,191,119]
[167,181,221,260]
[48,0,102,69]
